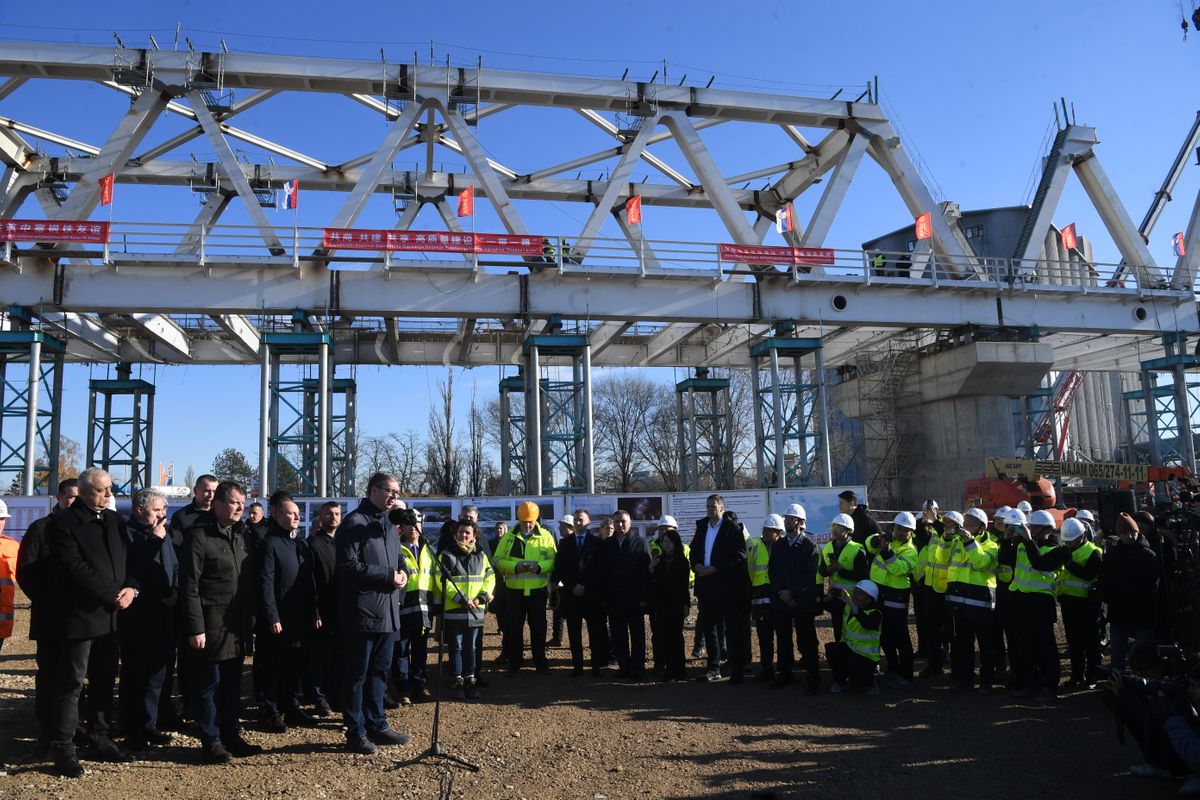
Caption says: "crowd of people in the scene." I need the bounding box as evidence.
[0,472,1181,782]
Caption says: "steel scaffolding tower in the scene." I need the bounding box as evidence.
[854,334,920,508]
[1015,384,1054,459]
[260,331,334,497]
[0,331,64,495]
[750,335,832,488]
[498,373,527,496]
[300,377,356,497]
[1123,334,1200,468]
[675,369,734,491]
[86,364,154,495]
[523,335,594,495]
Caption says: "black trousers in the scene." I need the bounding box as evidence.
[52,633,118,749]
[308,627,341,705]
[257,633,304,715]
[881,605,914,681]
[119,624,172,738]
[158,631,192,723]
[828,597,848,642]
[190,656,244,748]
[1060,596,1101,682]
[950,609,996,687]
[565,603,608,671]
[754,613,775,673]
[1012,591,1060,691]
[609,610,646,676]
[920,588,947,667]
[993,584,1016,676]
[775,609,820,689]
[652,607,687,680]
[502,588,548,669]
[826,641,876,688]
[33,636,64,743]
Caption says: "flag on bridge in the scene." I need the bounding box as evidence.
[775,203,795,234]
[99,173,114,207]
[1175,231,1187,258]
[1062,223,1078,250]
[457,186,474,217]
[283,179,299,210]
[626,194,642,226]
[914,211,932,241]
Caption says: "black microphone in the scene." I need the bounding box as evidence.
[389,507,417,527]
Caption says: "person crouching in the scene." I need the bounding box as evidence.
[825,579,882,696]
[437,521,495,700]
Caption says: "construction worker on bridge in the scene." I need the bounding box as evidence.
[819,514,869,642]
[947,507,1000,694]
[868,512,919,689]
[1057,517,1103,688]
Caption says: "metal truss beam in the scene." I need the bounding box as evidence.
[642,323,700,365]
[34,311,121,358]
[0,115,99,155]
[661,111,756,244]
[587,321,631,356]
[124,313,191,361]
[572,117,658,262]
[1072,153,1166,287]
[576,109,695,188]
[1172,184,1200,290]
[801,132,868,246]
[329,101,425,229]
[702,324,771,366]
[441,106,530,236]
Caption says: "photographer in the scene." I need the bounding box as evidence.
[1114,643,1200,795]
[1101,512,1160,674]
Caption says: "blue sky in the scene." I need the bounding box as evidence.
[1,0,1197,487]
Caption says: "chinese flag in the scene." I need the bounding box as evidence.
[457,186,474,217]
[1062,223,1078,250]
[914,211,932,240]
[1174,231,1187,258]
[98,173,114,207]
[627,194,642,226]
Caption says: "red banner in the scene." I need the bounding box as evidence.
[98,173,114,207]
[626,195,642,226]
[322,228,543,256]
[457,187,474,217]
[914,211,932,241]
[718,243,835,266]
[0,219,111,244]
[1061,222,1077,250]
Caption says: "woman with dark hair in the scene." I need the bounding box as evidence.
[436,521,495,700]
[649,523,691,682]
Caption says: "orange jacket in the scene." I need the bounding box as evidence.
[0,533,17,639]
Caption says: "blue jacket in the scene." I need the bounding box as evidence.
[336,498,405,634]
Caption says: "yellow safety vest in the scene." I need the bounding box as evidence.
[945,536,998,611]
[920,536,953,594]
[399,540,434,618]
[435,550,496,624]
[494,526,557,595]
[1056,541,1101,599]
[748,537,773,610]
[869,540,918,611]
[1010,542,1057,595]
[819,539,864,594]
[841,605,881,662]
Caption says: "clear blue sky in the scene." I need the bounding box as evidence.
[1,1,1197,486]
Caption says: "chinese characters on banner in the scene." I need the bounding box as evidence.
[457,187,474,217]
[626,195,642,225]
[0,219,111,244]
[1061,223,1078,250]
[718,243,835,266]
[98,173,114,207]
[322,228,543,256]
[914,211,932,241]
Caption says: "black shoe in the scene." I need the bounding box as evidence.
[124,737,149,753]
[367,727,412,746]
[346,736,377,755]
[472,678,489,689]
[262,712,287,733]
[506,666,521,676]
[53,748,85,778]
[383,693,401,710]
[285,709,319,728]
[202,743,233,764]
[754,669,775,683]
[93,738,134,763]
[313,698,333,718]
[547,638,563,648]
[535,664,551,675]
[226,736,263,757]
[415,686,433,701]
[146,729,174,746]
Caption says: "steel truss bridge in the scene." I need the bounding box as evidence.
[0,41,1196,499]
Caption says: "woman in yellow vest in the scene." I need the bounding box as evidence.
[868,512,919,689]
[826,579,882,696]
[1056,517,1103,688]
[436,520,495,699]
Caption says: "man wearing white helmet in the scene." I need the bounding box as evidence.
[819,514,869,642]
[1074,509,1097,541]
[868,512,920,689]
[912,500,943,660]
[1016,500,1033,515]
[989,506,1019,683]
[1010,509,1071,702]
[946,507,1000,693]
[749,516,785,682]
[916,512,955,679]
[769,504,821,693]
[826,579,882,696]
[1056,517,1104,688]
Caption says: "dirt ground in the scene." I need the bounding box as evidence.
[0,594,1183,800]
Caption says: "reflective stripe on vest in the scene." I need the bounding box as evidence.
[822,540,863,593]
[748,539,771,588]
[842,609,881,662]
[1056,540,1100,598]
[1011,543,1057,595]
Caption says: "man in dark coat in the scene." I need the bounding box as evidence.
[180,480,263,763]
[1101,511,1161,674]
[15,477,77,750]
[48,468,137,777]
[307,501,341,717]
[838,490,880,545]
[258,498,319,731]
[689,494,751,683]
[119,488,177,752]
[552,509,609,676]
[769,504,822,694]
[604,510,651,680]
[336,472,411,755]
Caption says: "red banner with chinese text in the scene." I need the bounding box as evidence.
[0,219,111,243]
[322,228,543,256]
[718,243,835,266]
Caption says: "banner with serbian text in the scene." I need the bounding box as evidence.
[718,243,835,266]
[0,219,111,244]
[323,228,542,256]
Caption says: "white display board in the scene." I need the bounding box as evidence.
[768,485,867,545]
[565,493,666,538]
[460,495,564,536]
[2,496,53,541]
[667,490,768,543]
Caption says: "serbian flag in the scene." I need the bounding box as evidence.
[98,173,114,207]
[914,211,932,240]
[457,186,474,217]
[1174,231,1187,258]
[775,203,795,234]
[627,194,642,225]
[1062,223,1078,250]
[283,179,299,210]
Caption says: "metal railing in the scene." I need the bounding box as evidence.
[3,220,1188,295]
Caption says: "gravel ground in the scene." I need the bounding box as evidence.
[0,597,1182,800]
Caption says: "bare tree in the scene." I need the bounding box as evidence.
[424,368,462,496]
[593,373,659,492]
[465,388,494,497]
[638,383,682,492]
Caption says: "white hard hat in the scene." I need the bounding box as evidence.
[922,498,939,511]
[944,510,966,526]
[855,579,879,601]
[996,505,1012,517]
[1075,509,1095,523]
[1016,500,1033,514]
[893,511,916,530]
[963,508,987,527]
[1060,518,1088,542]
[0,499,9,519]
[831,513,855,531]
[1027,510,1056,528]
[560,514,576,526]
[656,515,678,530]
[763,514,785,531]
[783,503,807,520]
[1005,509,1028,526]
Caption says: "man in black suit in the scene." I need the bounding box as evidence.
[689,494,750,684]
[48,468,138,777]
[552,509,609,676]
[604,510,651,680]
[307,501,341,717]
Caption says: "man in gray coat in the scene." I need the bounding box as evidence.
[336,472,411,754]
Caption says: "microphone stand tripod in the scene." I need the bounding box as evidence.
[392,547,481,774]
